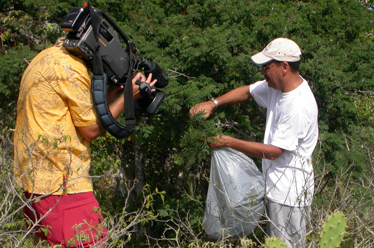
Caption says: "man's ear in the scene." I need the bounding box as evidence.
[282,62,289,70]
[282,62,289,76]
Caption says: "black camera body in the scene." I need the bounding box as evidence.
[61,5,168,114]
[62,7,130,85]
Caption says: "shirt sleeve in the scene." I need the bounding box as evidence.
[249,80,269,108]
[57,58,98,127]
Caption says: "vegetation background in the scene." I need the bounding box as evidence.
[1,0,374,247]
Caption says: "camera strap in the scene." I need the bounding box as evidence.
[88,3,136,139]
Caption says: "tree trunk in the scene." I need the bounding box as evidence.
[134,137,146,237]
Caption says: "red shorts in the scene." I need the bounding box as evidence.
[23,192,108,248]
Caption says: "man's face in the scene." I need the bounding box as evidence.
[260,61,283,90]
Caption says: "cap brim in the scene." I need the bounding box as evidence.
[250,52,273,65]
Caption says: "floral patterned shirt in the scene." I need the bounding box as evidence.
[13,44,98,195]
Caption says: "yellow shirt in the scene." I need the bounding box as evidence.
[13,44,98,195]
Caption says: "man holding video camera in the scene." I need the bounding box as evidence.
[13,35,156,247]
[190,38,318,247]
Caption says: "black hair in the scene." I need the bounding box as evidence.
[275,59,301,73]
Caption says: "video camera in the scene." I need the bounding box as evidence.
[61,3,169,138]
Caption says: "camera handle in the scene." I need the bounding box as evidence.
[88,3,136,139]
[136,80,152,98]
[134,80,166,114]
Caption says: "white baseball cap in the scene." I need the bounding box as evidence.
[250,38,301,65]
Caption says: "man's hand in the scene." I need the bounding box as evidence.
[189,100,216,119]
[132,72,157,100]
[207,134,227,149]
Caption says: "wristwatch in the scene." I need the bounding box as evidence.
[209,98,219,108]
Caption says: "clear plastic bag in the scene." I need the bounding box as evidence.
[203,147,265,240]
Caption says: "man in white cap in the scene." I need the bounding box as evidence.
[190,38,318,247]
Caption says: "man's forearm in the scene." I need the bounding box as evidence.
[211,135,284,160]
[76,95,125,142]
[107,85,125,104]
[108,95,125,119]
[215,85,253,106]
[189,85,253,118]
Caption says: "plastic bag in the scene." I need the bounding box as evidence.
[203,147,265,240]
